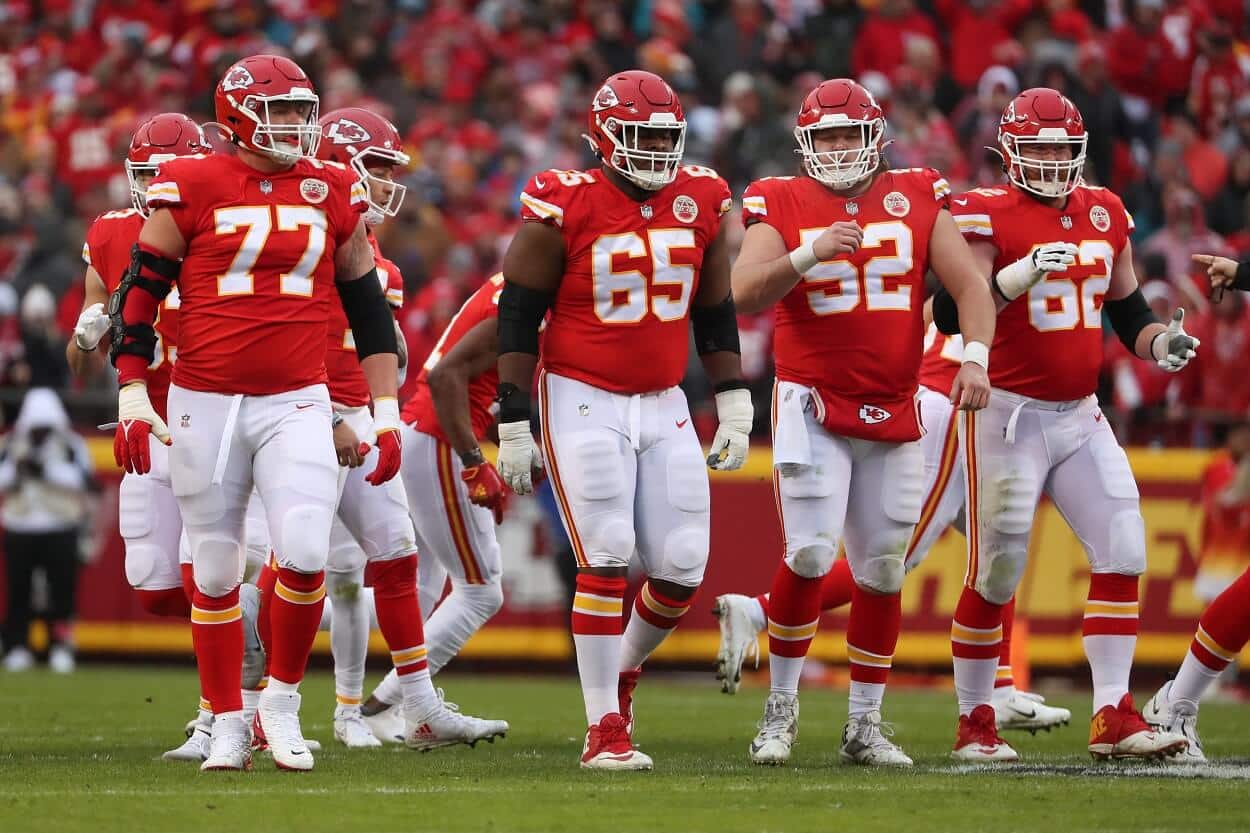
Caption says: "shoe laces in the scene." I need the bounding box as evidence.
[969,708,1004,745]
[265,706,307,749]
[595,715,632,750]
[1170,701,1203,747]
[757,695,797,739]
[849,713,900,752]
[436,688,461,714]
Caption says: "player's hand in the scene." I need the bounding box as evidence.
[996,242,1078,300]
[707,387,753,471]
[950,363,991,411]
[73,302,111,351]
[811,221,863,261]
[1152,308,1200,373]
[365,397,401,485]
[1031,242,1079,276]
[461,460,508,524]
[1192,253,1239,290]
[114,382,170,474]
[333,418,366,468]
[497,420,544,495]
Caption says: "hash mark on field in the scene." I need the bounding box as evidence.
[934,762,1250,780]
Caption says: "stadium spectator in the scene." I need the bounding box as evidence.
[0,388,93,673]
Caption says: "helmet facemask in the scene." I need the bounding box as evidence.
[242,90,321,164]
[124,156,174,217]
[352,150,410,226]
[795,118,883,189]
[1002,128,1086,198]
[595,114,686,190]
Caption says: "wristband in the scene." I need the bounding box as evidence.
[962,340,990,370]
[788,241,820,275]
[496,382,531,424]
[460,447,486,467]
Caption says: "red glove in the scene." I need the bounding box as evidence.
[461,460,508,524]
[366,428,401,485]
[114,383,170,475]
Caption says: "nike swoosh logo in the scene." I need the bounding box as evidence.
[676,419,689,429]
[533,176,544,190]
[954,198,968,205]
[1007,705,1037,718]
[296,403,314,410]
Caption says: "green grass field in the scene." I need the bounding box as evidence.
[1,666,1247,833]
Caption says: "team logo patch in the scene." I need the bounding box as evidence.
[221,65,255,92]
[325,118,371,145]
[845,201,859,216]
[1089,205,1111,233]
[883,191,910,217]
[859,404,891,425]
[300,178,329,204]
[592,84,620,112]
[673,195,698,224]
[1060,215,1073,230]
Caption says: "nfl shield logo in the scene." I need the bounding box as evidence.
[641,205,653,220]
[1061,216,1073,229]
[846,201,859,216]
[260,180,273,194]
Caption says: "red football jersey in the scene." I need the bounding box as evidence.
[520,165,733,394]
[325,233,404,407]
[146,153,367,396]
[83,208,179,421]
[918,323,962,395]
[742,168,952,401]
[402,274,504,445]
[952,185,1134,401]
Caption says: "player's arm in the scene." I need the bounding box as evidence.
[693,220,753,471]
[66,266,111,377]
[334,218,401,485]
[428,318,508,522]
[495,221,564,495]
[1193,253,1250,293]
[926,209,994,410]
[731,219,861,314]
[1106,238,1199,372]
[108,208,185,474]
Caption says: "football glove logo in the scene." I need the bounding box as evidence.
[325,118,371,145]
[221,65,255,93]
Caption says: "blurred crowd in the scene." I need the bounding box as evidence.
[3,0,1250,443]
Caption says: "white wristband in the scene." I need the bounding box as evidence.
[788,241,820,275]
[962,340,990,370]
[993,255,1037,301]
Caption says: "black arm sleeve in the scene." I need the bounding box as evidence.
[497,280,553,356]
[108,243,178,367]
[1234,260,1250,291]
[931,286,961,335]
[691,293,741,355]
[1103,288,1159,352]
[336,268,398,359]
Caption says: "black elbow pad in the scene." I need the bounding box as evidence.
[498,280,553,356]
[691,293,741,355]
[108,243,178,366]
[1104,288,1158,352]
[336,269,398,359]
[931,287,961,335]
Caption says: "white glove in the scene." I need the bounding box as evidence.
[994,242,1079,300]
[119,381,170,444]
[497,420,544,495]
[706,388,753,471]
[74,302,111,351]
[1151,308,1200,373]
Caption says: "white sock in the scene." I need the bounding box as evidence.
[265,678,299,696]
[329,579,369,704]
[768,654,804,697]
[619,615,672,672]
[400,667,440,720]
[423,582,502,675]
[574,633,622,725]
[848,681,884,718]
[1084,634,1136,711]
[372,667,401,706]
[1171,649,1222,707]
[953,656,998,717]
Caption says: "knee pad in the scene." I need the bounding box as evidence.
[1093,442,1140,501]
[785,541,837,579]
[326,569,364,603]
[582,515,635,569]
[1104,509,1147,576]
[777,463,833,499]
[191,536,246,597]
[653,524,709,586]
[273,503,334,574]
[570,434,625,502]
[667,451,710,514]
[459,580,505,620]
[986,462,1038,536]
[118,474,154,541]
[853,541,908,594]
[882,442,925,525]
[976,542,1028,605]
[124,544,174,591]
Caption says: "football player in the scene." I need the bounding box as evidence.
[930,87,1196,761]
[359,272,511,744]
[733,78,995,767]
[496,70,753,770]
[111,54,405,772]
[712,323,1072,734]
[67,113,272,762]
[305,106,507,750]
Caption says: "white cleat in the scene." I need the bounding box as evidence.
[334,704,383,749]
[749,692,798,765]
[200,714,252,771]
[3,647,34,672]
[404,694,509,752]
[257,690,314,771]
[1144,682,1207,764]
[840,711,913,767]
[164,719,211,762]
[992,688,1072,733]
[361,703,407,744]
[713,594,762,695]
[48,644,75,674]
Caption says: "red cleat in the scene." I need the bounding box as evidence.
[1088,693,1188,760]
[580,713,652,771]
[952,704,1019,762]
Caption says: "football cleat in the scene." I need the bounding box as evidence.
[334,704,383,749]
[992,688,1071,733]
[952,704,1019,762]
[164,721,211,762]
[201,714,252,772]
[404,695,509,752]
[256,690,315,771]
[580,713,653,771]
[749,692,799,765]
[713,594,762,694]
[619,669,641,735]
[252,712,321,753]
[362,702,407,744]
[839,711,913,767]
[48,644,75,674]
[1143,682,1207,764]
[3,646,34,672]
[238,583,266,691]
[1088,693,1188,761]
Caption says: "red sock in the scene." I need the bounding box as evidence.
[766,562,822,659]
[820,558,855,612]
[952,587,1004,661]
[191,587,244,714]
[995,596,1016,690]
[267,567,326,685]
[1190,568,1250,670]
[255,554,277,658]
[180,563,196,605]
[846,583,900,685]
[370,555,429,676]
[633,581,694,630]
[136,587,192,618]
[572,574,626,636]
[1083,573,1139,637]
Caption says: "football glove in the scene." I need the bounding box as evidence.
[461,460,508,524]
[706,388,753,471]
[366,397,402,485]
[497,420,545,495]
[1152,308,1200,373]
[994,242,1078,300]
[73,302,111,351]
[114,382,170,474]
